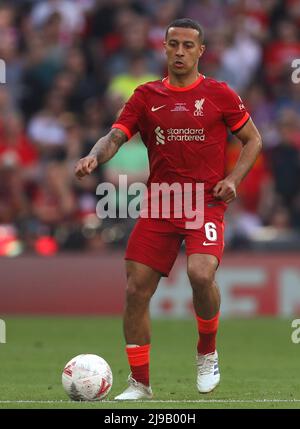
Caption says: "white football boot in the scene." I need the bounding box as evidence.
[114,375,153,400]
[196,350,220,393]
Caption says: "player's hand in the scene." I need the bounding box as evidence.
[75,155,98,179]
[212,178,237,204]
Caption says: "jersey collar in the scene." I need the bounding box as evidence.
[162,74,205,92]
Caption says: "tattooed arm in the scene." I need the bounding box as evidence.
[75,128,127,179]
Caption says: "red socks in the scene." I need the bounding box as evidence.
[196,312,220,355]
[126,344,150,386]
[125,314,219,385]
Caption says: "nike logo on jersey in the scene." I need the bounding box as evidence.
[151,105,166,112]
[203,241,218,246]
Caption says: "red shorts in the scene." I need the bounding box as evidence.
[125,206,225,277]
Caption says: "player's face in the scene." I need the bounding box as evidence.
[164,27,205,76]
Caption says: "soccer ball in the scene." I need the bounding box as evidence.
[62,354,113,401]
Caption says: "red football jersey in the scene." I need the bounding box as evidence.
[112,74,250,220]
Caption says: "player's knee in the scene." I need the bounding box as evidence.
[187,266,214,289]
[126,278,153,303]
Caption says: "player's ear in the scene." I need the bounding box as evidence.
[198,44,206,58]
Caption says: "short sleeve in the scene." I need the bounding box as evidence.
[220,83,250,133]
[111,86,145,140]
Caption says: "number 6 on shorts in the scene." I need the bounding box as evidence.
[204,222,217,241]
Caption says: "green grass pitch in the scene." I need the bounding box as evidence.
[0,317,299,409]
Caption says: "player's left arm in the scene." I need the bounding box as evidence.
[213,118,262,204]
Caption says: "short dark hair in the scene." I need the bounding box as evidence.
[165,18,204,43]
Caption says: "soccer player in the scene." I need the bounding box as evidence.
[75,18,262,400]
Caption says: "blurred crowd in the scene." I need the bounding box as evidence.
[0,0,300,256]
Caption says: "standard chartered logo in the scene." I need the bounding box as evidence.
[155,126,205,144]
[155,126,165,145]
[168,128,205,142]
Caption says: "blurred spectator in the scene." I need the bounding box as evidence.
[0,4,24,105]
[39,11,66,63]
[268,204,292,231]
[21,34,62,116]
[0,86,15,116]
[184,0,227,40]
[264,19,300,89]
[225,199,263,249]
[148,0,182,68]
[30,0,86,45]
[61,47,99,113]
[81,97,108,153]
[215,20,262,91]
[32,161,76,230]
[246,84,274,127]
[107,14,161,76]
[226,137,270,214]
[27,89,67,161]
[0,112,38,173]
[268,114,300,220]
[0,158,29,225]
[108,53,159,103]
[274,81,300,123]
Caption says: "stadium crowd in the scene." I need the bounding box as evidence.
[0,0,300,256]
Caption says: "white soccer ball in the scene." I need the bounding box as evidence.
[62,354,113,401]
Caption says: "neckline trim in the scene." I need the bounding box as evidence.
[162,74,205,92]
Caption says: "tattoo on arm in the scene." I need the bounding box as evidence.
[89,128,127,164]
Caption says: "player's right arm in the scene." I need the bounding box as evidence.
[75,128,127,179]
[75,85,145,179]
